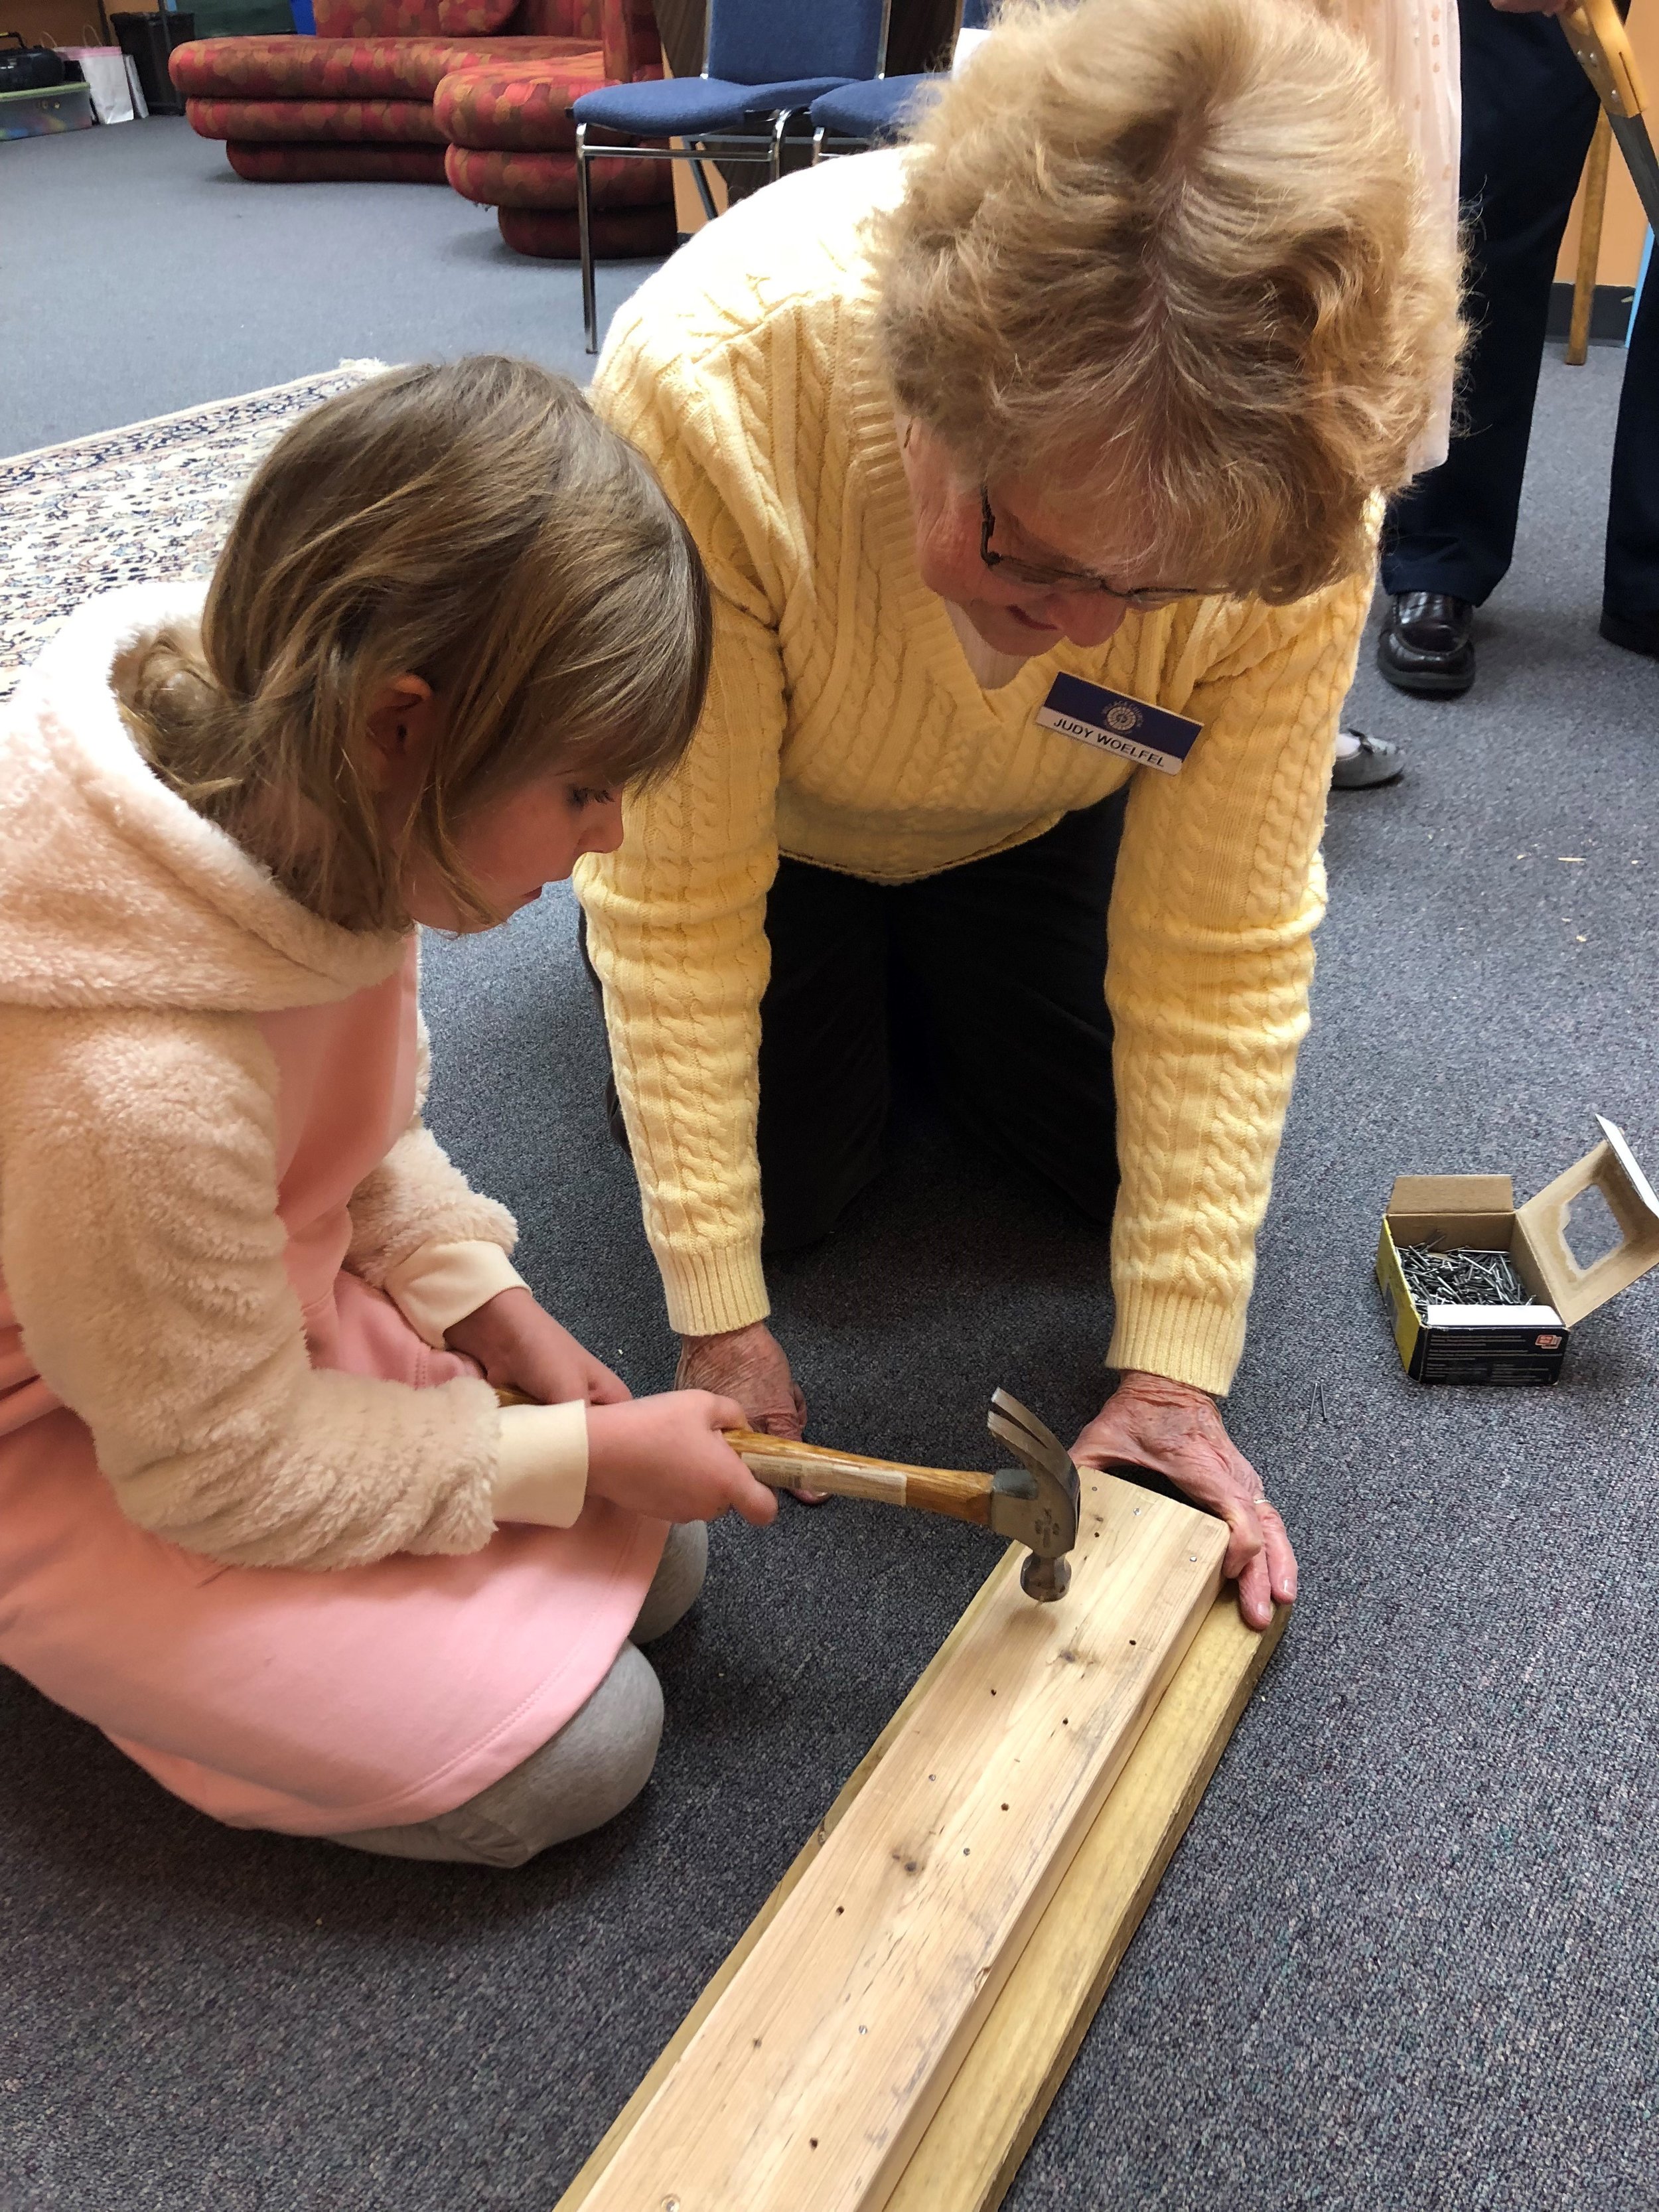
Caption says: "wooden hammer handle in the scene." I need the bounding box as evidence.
[494,1389,994,1528]
[723,1430,995,1528]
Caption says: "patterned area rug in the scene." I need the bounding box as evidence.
[0,361,387,702]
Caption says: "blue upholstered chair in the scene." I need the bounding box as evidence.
[808,0,985,157]
[571,0,892,350]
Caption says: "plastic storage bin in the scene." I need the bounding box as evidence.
[0,79,94,136]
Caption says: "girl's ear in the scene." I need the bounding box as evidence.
[362,675,440,796]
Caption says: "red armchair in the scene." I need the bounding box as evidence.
[435,2,674,262]
[171,0,654,186]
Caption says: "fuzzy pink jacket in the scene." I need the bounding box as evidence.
[0,582,588,1570]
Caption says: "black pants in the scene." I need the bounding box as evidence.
[587,794,1125,1256]
[1381,0,1659,617]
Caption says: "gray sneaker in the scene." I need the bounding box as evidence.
[1331,727,1403,790]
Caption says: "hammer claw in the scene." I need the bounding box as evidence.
[987,1389,1071,1481]
[985,1389,1082,1601]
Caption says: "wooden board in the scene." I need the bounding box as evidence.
[564,1474,1230,2212]
[558,1563,1286,2212]
[885,1589,1288,2211]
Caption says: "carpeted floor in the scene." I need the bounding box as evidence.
[0,116,662,457]
[4,118,1658,2212]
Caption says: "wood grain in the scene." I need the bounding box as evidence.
[885,1591,1289,2212]
[724,1428,994,1522]
[555,1553,1019,2211]
[566,1475,1228,2212]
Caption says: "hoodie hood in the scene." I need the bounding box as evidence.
[0,582,404,1012]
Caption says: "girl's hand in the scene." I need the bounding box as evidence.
[445,1286,631,1407]
[1070,1370,1297,1631]
[586,1391,780,1527]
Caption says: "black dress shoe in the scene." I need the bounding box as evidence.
[1376,591,1476,696]
[1599,606,1659,656]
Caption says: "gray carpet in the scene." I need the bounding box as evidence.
[0,117,660,456]
[5,116,1658,2212]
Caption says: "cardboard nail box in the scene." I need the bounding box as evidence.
[1376,1116,1659,1384]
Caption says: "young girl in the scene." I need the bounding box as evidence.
[0,356,777,1868]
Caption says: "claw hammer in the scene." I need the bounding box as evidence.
[726,1388,1082,1603]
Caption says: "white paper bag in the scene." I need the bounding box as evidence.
[59,44,135,124]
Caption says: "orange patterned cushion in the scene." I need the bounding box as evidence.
[434,54,603,149]
[309,0,596,28]
[189,94,445,140]
[513,0,602,37]
[173,34,593,100]
[313,0,439,32]
[443,141,668,206]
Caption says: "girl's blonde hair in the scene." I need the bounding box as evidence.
[123,355,711,930]
[872,0,1462,603]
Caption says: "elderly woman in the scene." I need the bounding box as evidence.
[578,0,1457,1625]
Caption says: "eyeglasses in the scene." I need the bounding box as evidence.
[979,486,1205,611]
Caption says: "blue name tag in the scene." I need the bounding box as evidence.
[1035,672,1202,776]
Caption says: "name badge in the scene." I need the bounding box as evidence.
[1035,673,1202,776]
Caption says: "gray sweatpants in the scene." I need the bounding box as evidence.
[325,1520,707,1869]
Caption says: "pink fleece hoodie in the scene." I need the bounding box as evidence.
[0,583,665,1835]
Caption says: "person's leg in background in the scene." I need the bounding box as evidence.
[1380,0,1604,694]
[753,858,895,1252]
[582,863,893,1251]
[329,1522,709,1868]
[1601,255,1659,652]
[888,794,1127,1227]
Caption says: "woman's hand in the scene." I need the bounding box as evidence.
[677,1321,827,1501]
[446,1286,631,1408]
[1070,1370,1295,1631]
[587,1390,780,1527]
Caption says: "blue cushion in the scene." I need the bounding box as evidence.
[705,0,887,86]
[810,74,944,143]
[573,74,851,137]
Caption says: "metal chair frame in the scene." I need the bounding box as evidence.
[577,0,893,352]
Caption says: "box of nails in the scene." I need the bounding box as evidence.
[1376,1116,1659,1384]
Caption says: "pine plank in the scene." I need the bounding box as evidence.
[565,1474,1228,2212]
[884,1590,1289,2212]
[556,1549,1021,2211]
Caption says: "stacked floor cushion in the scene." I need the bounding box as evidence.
[435,54,674,258]
[171,0,610,184]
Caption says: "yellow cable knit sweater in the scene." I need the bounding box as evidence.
[580,152,1370,1396]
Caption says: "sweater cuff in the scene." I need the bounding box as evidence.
[492,1401,589,1528]
[654,1237,771,1339]
[1107,1290,1248,1400]
[384,1238,528,1349]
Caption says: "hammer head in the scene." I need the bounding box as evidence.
[986,1388,1081,1603]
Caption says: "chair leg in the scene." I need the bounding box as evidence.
[770,107,793,182]
[576,124,598,355]
[688,141,719,222]
[812,124,826,165]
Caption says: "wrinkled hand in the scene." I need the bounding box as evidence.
[676,1321,824,1503]
[587,1390,778,1527]
[446,1286,631,1408]
[1070,1370,1296,1631]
